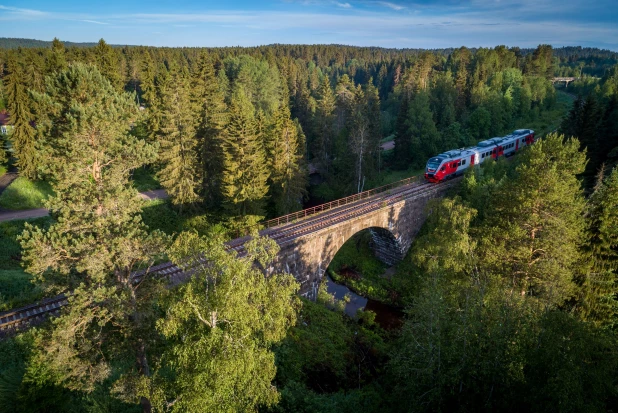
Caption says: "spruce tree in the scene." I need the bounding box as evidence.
[580,167,618,325]
[313,76,336,174]
[5,55,38,179]
[141,51,161,143]
[191,53,228,206]
[393,93,411,168]
[267,99,307,216]
[407,91,441,168]
[94,38,122,92]
[157,66,202,213]
[20,64,165,412]
[46,37,67,74]
[221,86,269,216]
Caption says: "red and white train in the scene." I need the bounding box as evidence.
[424,129,535,183]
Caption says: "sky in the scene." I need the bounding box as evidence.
[0,0,617,50]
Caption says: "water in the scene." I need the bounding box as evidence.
[324,275,404,330]
[324,275,367,318]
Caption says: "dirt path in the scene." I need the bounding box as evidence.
[0,188,169,223]
[0,172,18,197]
[381,140,395,151]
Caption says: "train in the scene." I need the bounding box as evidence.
[424,129,535,183]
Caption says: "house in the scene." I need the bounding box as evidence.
[0,111,12,135]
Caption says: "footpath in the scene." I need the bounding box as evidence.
[0,174,168,222]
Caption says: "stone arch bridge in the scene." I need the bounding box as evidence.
[1,177,456,331]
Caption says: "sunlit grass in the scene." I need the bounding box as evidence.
[0,177,54,210]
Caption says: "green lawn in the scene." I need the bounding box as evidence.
[0,217,50,311]
[131,166,161,192]
[0,164,7,177]
[0,177,54,210]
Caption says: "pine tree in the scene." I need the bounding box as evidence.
[221,86,269,216]
[191,53,228,207]
[20,64,165,412]
[157,66,202,213]
[5,55,38,179]
[479,133,587,306]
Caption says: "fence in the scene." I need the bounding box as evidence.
[236,174,422,237]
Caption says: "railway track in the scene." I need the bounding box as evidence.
[0,178,454,334]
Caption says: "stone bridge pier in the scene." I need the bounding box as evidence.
[272,186,447,298]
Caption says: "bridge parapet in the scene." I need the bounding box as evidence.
[1,177,456,333]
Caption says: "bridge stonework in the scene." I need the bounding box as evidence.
[272,185,450,298]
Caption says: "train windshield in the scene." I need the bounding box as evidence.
[426,157,443,170]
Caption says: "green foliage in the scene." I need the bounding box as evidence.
[0,177,53,210]
[0,217,49,310]
[144,233,299,412]
[140,199,182,235]
[274,298,388,399]
[5,55,38,179]
[19,64,167,410]
[130,167,160,192]
[328,231,390,302]
[221,85,269,216]
[156,66,201,213]
[267,101,308,215]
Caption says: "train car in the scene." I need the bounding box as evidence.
[424,129,535,183]
[424,147,478,183]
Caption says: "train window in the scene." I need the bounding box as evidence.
[440,166,445,171]
[462,159,466,165]
[521,138,525,143]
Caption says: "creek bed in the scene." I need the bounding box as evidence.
[324,275,403,330]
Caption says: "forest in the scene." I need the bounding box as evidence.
[0,39,617,412]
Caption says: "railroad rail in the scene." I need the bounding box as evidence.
[0,176,454,334]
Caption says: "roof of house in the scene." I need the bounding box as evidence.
[0,111,11,126]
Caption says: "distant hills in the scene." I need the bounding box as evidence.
[0,38,128,49]
[0,38,616,60]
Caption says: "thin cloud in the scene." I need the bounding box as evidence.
[374,1,406,10]
[81,19,109,25]
[0,5,47,17]
[334,1,353,7]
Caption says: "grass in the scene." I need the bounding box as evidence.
[0,177,54,210]
[328,231,391,302]
[380,134,394,143]
[327,229,427,306]
[525,90,575,137]
[0,164,7,177]
[0,216,51,311]
[131,166,161,192]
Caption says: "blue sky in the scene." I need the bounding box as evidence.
[0,0,617,50]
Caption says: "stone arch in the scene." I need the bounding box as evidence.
[317,225,405,279]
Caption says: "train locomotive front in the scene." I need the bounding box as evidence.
[424,129,535,183]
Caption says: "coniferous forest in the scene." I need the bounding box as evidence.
[0,39,617,412]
